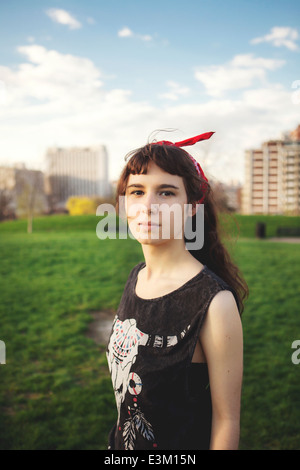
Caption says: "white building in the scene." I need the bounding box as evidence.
[45,145,112,210]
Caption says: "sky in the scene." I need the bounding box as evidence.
[0,0,299,185]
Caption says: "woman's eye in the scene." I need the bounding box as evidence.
[130,191,143,196]
[130,191,174,196]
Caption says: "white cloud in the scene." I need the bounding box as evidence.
[0,44,102,108]
[195,54,285,97]
[118,26,152,42]
[251,26,299,51]
[159,81,190,101]
[0,80,7,105]
[230,54,285,70]
[46,8,82,30]
[0,45,298,185]
[140,34,152,42]
[118,27,134,38]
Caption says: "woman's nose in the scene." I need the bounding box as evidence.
[142,193,159,214]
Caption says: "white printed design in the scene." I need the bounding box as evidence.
[123,371,156,450]
[106,317,149,425]
[123,407,155,450]
[128,372,142,395]
[106,316,190,448]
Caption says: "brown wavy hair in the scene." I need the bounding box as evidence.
[115,142,249,315]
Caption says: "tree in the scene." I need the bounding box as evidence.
[0,165,16,221]
[16,169,47,233]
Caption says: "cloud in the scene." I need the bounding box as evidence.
[118,27,134,38]
[159,81,190,101]
[118,26,152,42]
[195,54,285,97]
[46,8,82,30]
[0,45,298,185]
[139,34,152,42]
[250,26,299,51]
[1,44,103,106]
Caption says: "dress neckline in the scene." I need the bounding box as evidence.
[133,261,207,302]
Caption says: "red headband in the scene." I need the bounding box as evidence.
[152,131,215,204]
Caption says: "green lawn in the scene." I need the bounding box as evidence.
[230,238,300,450]
[0,214,299,449]
[1,212,299,238]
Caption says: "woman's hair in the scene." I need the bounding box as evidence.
[115,143,249,315]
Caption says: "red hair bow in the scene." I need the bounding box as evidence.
[154,131,214,149]
[153,131,215,203]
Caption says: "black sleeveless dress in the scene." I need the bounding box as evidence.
[106,262,240,450]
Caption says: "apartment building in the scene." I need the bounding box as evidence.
[45,145,112,210]
[282,128,300,214]
[242,125,300,215]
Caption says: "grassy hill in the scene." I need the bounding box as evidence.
[0,214,299,449]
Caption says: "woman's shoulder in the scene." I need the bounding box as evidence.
[201,266,241,316]
[202,265,229,288]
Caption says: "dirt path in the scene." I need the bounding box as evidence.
[267,237,300,243]
[86,309,116,345]
[241,237,300,243]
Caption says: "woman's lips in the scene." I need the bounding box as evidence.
[138,222,159,225]
[138,222,160,227]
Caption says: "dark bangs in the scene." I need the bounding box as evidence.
[116,143,210,207]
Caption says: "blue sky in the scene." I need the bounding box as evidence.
[0,0,299,184]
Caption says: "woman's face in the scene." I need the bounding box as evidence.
[124,161,194,245]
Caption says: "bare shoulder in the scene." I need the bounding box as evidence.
[199,289,243,385]
[208,289,240,320]
[200,289,242,343]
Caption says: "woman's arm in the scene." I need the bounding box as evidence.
[199,290,243,450]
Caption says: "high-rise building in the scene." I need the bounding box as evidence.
[45,145,112,210]
[242,125,300,215]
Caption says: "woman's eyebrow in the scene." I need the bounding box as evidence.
[127,183,180,190]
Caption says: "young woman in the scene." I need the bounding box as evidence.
[106,132,249,450]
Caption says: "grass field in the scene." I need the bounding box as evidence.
[0,212,299,238]
[0,214,299,450]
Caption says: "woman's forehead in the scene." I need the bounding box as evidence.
[127,161,184,187]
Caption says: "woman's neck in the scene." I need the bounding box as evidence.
[141,240,203,281]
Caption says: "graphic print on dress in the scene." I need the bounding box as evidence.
[106,317,149,425]
[123,372,156,450]
[106,316,191,430]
